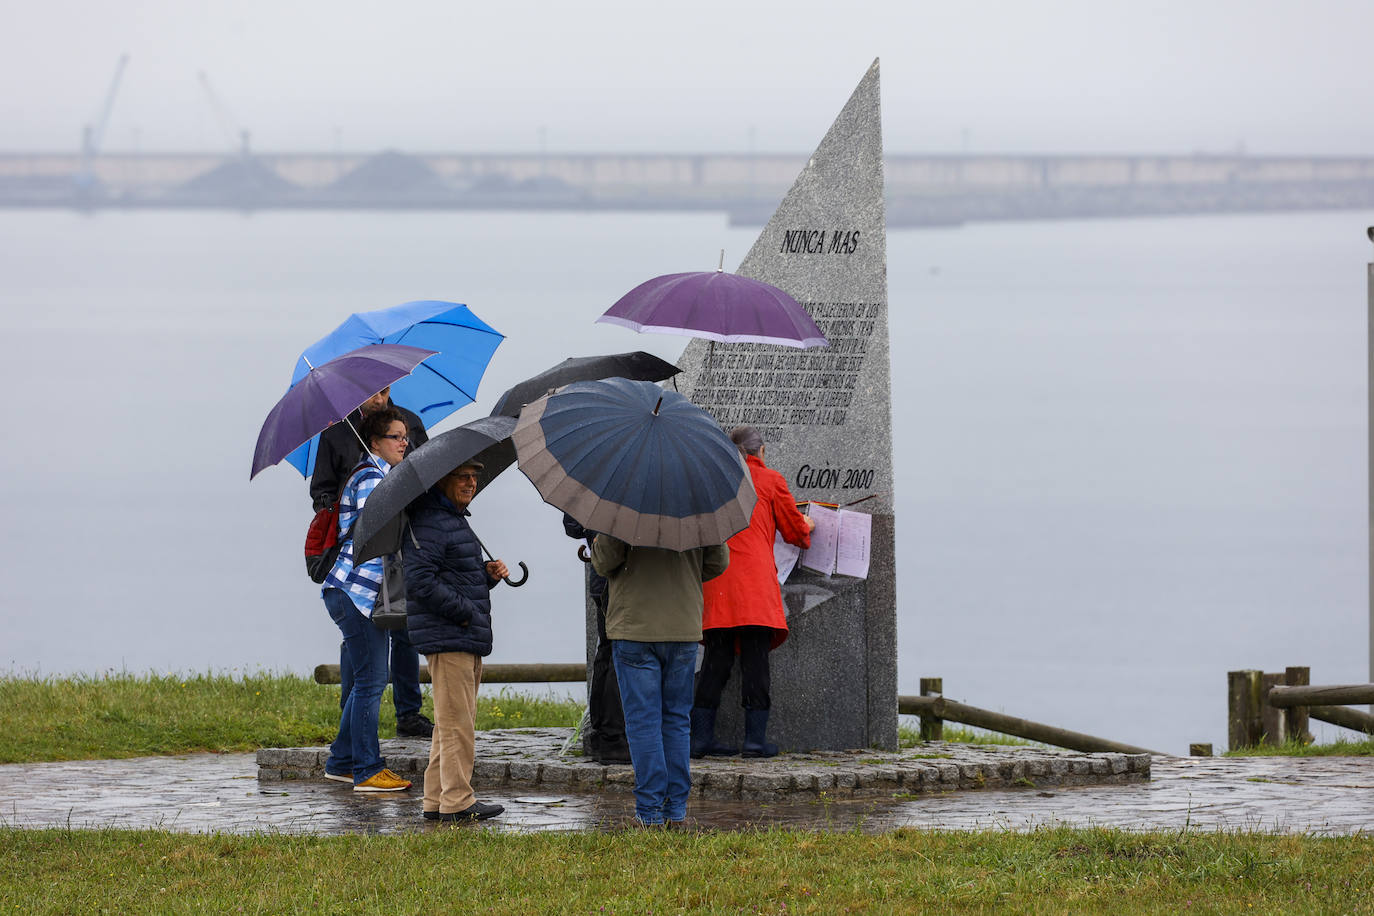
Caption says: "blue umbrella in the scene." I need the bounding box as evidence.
[284,300,504,477]
[251,344,437,479]
[513,377,756,550]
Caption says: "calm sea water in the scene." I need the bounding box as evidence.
[0,206,1369,754]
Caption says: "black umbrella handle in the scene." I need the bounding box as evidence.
[503,561,529,587]
[473,533,529,587]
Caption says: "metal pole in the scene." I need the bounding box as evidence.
[1367,234,1373,698]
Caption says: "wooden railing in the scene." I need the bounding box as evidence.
[313,662,585,685]
[1227,666,1374,750]
[899,676,1163,756]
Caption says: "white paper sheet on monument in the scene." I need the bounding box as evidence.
[835,509,872,579]
[773,533,801,585]
[799,504,839,574]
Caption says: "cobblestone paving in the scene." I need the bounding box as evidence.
[256,729,1151,800]
[1,737,1370,836]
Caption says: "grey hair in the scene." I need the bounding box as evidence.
[729,425,764,456]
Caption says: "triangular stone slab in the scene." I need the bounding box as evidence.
[675,59,897,751]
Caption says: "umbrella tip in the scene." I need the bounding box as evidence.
[717,249,724,272]
[653,396,663,416]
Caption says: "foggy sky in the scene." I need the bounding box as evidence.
[3,0,1371,156]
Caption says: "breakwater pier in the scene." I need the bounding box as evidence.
[4,150,1374,226]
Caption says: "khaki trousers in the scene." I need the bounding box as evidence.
[423,651,482,814]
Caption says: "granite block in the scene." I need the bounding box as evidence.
[665,61,897,754]
[256,749,286,767]
[742,773,793,797]
[507,761,541,783]
[284,748,323,768]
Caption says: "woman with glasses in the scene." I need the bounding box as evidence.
[320,406,414,792]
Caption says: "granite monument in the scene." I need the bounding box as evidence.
[674,59,897,751]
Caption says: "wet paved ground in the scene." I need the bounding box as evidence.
[2,746,1370,836]
[257,729,1151,800]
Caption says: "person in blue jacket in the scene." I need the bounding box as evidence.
[404,458,509,822]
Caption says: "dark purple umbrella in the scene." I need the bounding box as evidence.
[250,343,438,479]
[596,269,827,349]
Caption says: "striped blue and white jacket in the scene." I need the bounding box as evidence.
[322,456,390,615]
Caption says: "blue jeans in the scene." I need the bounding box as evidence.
[323,588,390,784]
[339,625,421,719]
[611,640,696,824]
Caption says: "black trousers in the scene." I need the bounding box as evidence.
[586,589,628,756]
[693,626,773,711]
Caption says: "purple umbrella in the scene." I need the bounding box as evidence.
[596,268,827,349]
[251,343,437,479]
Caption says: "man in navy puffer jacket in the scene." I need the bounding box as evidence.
[404,460,509,822]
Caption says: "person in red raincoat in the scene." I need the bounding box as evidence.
[690,426,815,758]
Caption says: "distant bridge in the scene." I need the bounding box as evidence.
[3,150,1373,226]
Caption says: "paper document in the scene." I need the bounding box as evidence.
[835,509,872,579]
[799,504,839,574]
[773,533,801,585]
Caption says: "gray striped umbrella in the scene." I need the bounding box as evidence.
[513,377,755,550]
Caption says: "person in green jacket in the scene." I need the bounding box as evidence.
[591,534,729,827]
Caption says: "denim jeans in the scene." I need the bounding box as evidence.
[323,588,390,784]
[339,625,422,719]
[611,639,696,824]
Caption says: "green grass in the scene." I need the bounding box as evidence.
[0,672,582,765]
[899,718,1035,748]
[1226,735,1374,757]
[0,826,1369,914]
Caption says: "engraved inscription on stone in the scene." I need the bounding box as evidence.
[703,299,880,438]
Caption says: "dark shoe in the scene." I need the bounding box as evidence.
[396,713,434,739]
[690,706,738,759]
[741,708,778,758]
[595,748,633,765]
[422,809,440,820]
[437,801,504,822]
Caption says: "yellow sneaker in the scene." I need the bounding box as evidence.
[353,768,412,792]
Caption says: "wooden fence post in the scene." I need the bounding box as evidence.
[1260,671,1286,746]
[919,677,943,741]
[1227,669,1263,751]
[1283,666,1312,745]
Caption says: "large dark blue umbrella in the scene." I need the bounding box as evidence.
[284,300,504,477]
[251,343,437,479]
[513,377,755,550]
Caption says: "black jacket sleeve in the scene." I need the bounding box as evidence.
[309,421,361,511]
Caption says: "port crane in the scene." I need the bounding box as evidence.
[197,71,251,158]
[78,53,129,190]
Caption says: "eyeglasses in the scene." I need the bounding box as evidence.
[446,471,480,482]
[381,434,409,443]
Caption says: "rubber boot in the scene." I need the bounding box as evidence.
[689,706,738,759]
[741,708,778,758]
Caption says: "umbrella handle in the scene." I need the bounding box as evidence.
[578,545,591,563]
[473,531,529,587]
[504,561,529,587]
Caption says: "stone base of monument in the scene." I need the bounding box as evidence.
[257,729,1151,800]
[710,562,894,754]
